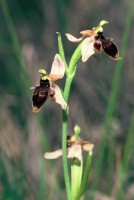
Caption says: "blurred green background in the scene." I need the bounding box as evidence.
[0,0,134,199]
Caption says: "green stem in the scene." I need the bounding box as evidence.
[62,110,71,200]
[69,42,83,74]
[60,40,82,200]
[62,76,73,200]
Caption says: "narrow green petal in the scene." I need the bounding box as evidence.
[94,20,109,33]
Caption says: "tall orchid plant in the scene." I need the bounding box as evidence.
[31,20,121,200]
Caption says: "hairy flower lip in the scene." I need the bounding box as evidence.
[31,54,67,112]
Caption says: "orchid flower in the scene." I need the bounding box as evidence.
[66,20,121,62]
[31,54,67,112]
[44,135,94,161]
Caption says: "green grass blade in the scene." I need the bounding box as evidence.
[0,1,50,199]
[116,110,134,199]
[91,0,134,196]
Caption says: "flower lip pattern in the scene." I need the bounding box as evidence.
[66,20,121,62]
[94,31,121,60]
[31,54,67,112]
[44,135,94,161]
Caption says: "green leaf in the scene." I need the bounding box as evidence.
[78,151,93,199]
[71,159,83,200]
